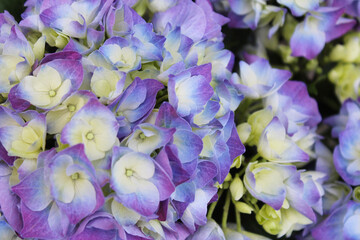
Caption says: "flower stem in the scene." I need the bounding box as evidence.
[232,198,242,232]
[235,208,242,232]
[250,153,260,163]
[207,189,223,219]
[222,191,231,229]
[156,94,168,105]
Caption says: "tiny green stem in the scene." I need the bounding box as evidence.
[253,203,260,213]
[235,208,242,232]
[250,153,260,163]
[232,198,242,232]
[248,102,263,113]
[207,189,224,219]
[156,95,168,105]
[222,191,231,229]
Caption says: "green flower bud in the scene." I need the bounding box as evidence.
[231,155,243,169]
[234,202,253,214]
[330,33,360,63]
[43,28,69,49]
[328,63,360,102]
[230,174,244,201]
[353,186,360,202]
[256,204,281,235]
[237,123,251,144]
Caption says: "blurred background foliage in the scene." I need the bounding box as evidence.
[0,0,26,21]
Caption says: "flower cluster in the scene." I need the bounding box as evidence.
[207,54,324,239]
[2,0,360,239]
[307,98,360,239]
[0,0,245,239]
[218,0,356,60]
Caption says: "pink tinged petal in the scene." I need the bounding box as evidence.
[0,173,23,232]
[20,202,60,239]
[290,16,326,60]
[49,154,75,203]
[12,168,52,211]
[326,18,356,42]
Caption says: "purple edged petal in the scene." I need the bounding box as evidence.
[20,202,63,239]
[290,16,325,59]
[12,168,52,212]
[153,0,206,42]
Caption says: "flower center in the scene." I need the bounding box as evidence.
[86,132,94,140]
[67,104,76,112]
[139,132,146,140]
[48,90,56,97]
[125,169,133,177]
[71,172,80,180]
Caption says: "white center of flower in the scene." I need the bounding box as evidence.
[139,132,146,140]
[71,172,80,180]
[125,169,133,177]
[67,104,76,112]
[48,90,56,97]
[86,132,94,140]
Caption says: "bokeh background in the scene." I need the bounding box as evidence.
[0,0,25,21]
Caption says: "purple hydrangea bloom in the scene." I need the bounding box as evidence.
[231,58,291,99]
[333,121,360,185]
[312,201,360,240]
[264,81,321,135]
[61,98,120,161]
[168,64,214,117]
[290,7,355,59]
[244,161,316,221]
[11,145,104,239]
[110,146,175,216]
[109,77,163,139]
